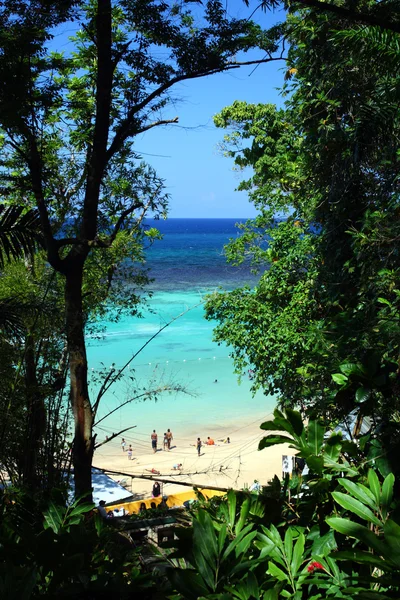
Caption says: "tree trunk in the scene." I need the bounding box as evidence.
[65,261,94,502]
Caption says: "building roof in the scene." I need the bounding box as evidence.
[69,468,132,506]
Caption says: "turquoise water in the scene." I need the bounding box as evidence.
[87,220,275,440]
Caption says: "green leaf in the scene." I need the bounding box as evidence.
[43,501,65,534]
[355,387,370,403]
[334,550,390,570]
[285,409,304,436]
[218,523,227,555]
[311,530,337,557]
[383,520,400,567]
[259,435,293,450]
[326,518,386,556]
[284,528,293,565]
[381,473,394,517]
[368,469,381,504]
[339,479,376,510]
[235,497,251,535]
[308,419,324,455]
[168,568,210,600]
[291,532,305,576]
[339,362,366,377]
[222,523,254,561]
[68,502,95,518]
[332,492,382,526]
[267,561,288,582]
[227,489,237,529]
[332,373,348,385]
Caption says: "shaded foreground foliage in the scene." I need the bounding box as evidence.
[2,412,400,599]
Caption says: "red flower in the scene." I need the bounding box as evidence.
[307,561,324,573]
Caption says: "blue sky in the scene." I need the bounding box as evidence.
[137,7,286,218]
[52,2,286,219]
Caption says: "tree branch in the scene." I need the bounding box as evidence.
[106,57,285,161]
[82,0,113,241]
[94,425,136,449]
[93,384,192,428]
[293,0,400,33]
[93,303,203,407]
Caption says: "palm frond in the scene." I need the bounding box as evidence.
[0,205,43,268]
[334,26,400,68]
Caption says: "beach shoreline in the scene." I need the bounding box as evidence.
[94,412,293,500]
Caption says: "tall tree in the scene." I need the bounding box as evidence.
[206,4,400,422]
[0,0,280,499]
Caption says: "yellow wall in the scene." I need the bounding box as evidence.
[106,488,226,515]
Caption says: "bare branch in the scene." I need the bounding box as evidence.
[94,425,136,449]
[93,384,193,428]
[94,303,203,408]
[93,466,233,492]
[106,56,285,161]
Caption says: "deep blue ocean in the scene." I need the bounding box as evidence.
[143,217,257,291]
[88,219,274,439]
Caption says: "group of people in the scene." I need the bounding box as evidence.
[151,429,173,453]
[121,439,134,459]
[194,435,230,456]
[121,430,231,460]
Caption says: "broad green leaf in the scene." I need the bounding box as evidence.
[332,492,381,526]
[306,454,324,474]
[227,489,237,529]
[235,497,251,535]
[235,531,258,558]
[311,530,337,557]
[334,550,390,570]
[381,473,394,517]
[43,501,65,534]
[259,435,293,450]
[286,408,304,436]
[291,533,305,575]
[355,387,370,403]
[284,528,293,565]
[368,469,381,504]
[308,419,324,454]
[339,362,366,377]
[222,523,254,561]
[332,373,348,385]
[193,510,218,570]
[267,561,288,582]
[326,518,386,556]
[168,568,209,600]
[383,520,400,567]
[339,479,376,510]
[260,420,286,432]
[68,502,95,518]
[218,524,227,555]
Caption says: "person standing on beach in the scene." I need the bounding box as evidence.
[166,428,173,451]
[163,432,168,451]
[127,445,133,460]
[196,437,202,456]
[121,438,126,452]
[151,430,158,453]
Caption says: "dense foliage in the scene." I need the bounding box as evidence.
[206,3,400,426]
[0,0,277,498]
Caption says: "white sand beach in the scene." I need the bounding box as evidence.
[93,414,293,500]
